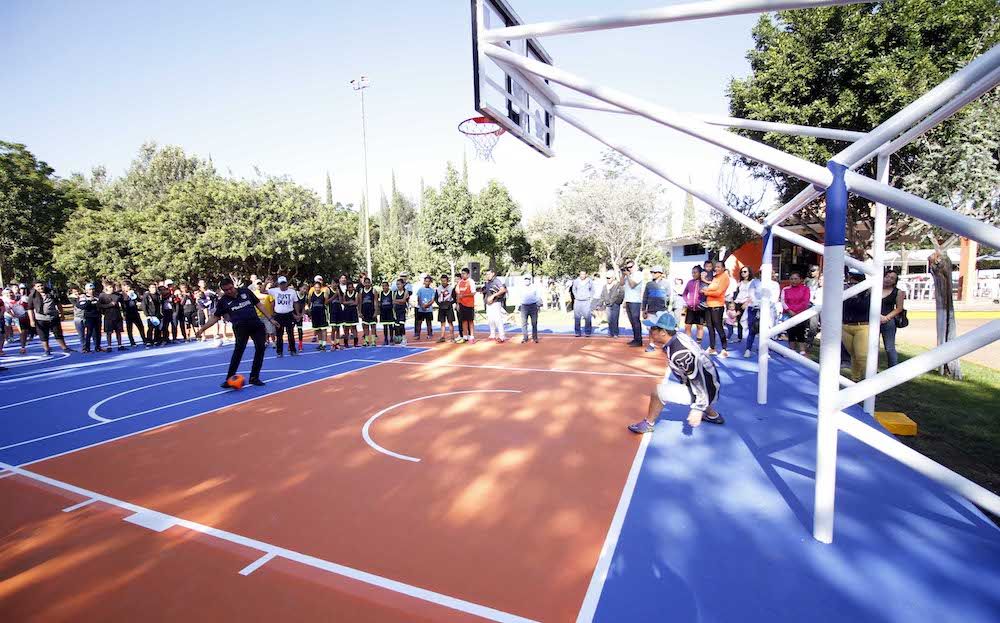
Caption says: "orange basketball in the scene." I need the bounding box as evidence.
[226,374,245,390]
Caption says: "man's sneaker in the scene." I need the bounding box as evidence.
[703,413,726,425]
[289,349,298,356]
[720,350,729,358]
[706,348,718,356]
[118,346,127,351]
[521,337,528,344]
[743,349,752,358]
[437,337,446,343]
[276,351,283,358]
[248,378,265,387]
[453,337,464,343]
[628,420,655,434]
[533,338,539,343]
[220,381,233,389]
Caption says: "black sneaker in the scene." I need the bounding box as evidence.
[276,351,283,358]
[703,413,726,425]
[289,350,298,356]
[248,378,265,387]
[220,381,233,389]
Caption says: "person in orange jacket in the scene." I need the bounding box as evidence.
[701,261,731,357]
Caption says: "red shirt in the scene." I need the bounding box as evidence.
[456,278,475,307]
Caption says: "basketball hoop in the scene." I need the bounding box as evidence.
[459,116,506,161]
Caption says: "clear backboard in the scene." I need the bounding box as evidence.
[470,0,556,157]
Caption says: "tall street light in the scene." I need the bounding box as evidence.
[350,75,373,278]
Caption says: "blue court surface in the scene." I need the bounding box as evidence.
[2,331,998,622]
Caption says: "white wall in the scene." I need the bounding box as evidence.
[669,244,708,287]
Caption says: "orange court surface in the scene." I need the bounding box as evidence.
[0,338,663,622]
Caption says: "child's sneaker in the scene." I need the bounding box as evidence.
[628,420,655,434]
[644,343,656,352]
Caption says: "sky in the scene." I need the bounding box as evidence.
[1,0,769,225]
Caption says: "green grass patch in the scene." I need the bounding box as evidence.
[875,345,1000,497]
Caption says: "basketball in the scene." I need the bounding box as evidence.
[226,374,245,390]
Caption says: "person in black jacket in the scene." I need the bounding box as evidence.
[98,280,126,351]
[121,282,146,346]
[196,278,276,388]
[142,283,164,346]
[77,283,104,353]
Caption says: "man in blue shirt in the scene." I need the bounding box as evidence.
[196,278,277,388]
[571,270,595,337]
[415,275,435,340]
[642,265,669,351]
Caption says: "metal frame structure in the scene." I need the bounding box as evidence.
[472,0,1000,545]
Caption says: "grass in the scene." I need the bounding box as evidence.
[875,344,1000,498]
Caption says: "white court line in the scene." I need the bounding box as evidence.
[62,498,98,513]
[0,351,71,370]
[362,390,522,463]
[86,369,303,423]
[4,350,328,410]
[15,350,428,468]
[385,359,659,378]
[0,362,354,452]
[239,551,277,576]
[575,431,652,623]
[0,460,539,623]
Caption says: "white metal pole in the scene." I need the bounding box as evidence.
[768,277,875,338]
[837,412,1000,517]
[863,154,889,415]
[813,160,849,544]
[836,319,1000,411]
[834,43,1000,166]
[553,107,765,234]
[483,0,872,42]
[489,45,834,187]
[767,339,856,387]
[763,186,823,227]
[877,66,1000,158]
[757,228,774,405]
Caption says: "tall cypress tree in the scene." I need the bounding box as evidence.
[325,171,333,205]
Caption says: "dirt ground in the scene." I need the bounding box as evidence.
[895,317,999,370]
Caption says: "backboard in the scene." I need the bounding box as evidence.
[470,0,556,157]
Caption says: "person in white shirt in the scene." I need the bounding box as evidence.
[733,266,753,342]
[267,276,300,357]
[518,275,544,343]
[571,270,595,337]
[622,261,645,346]
[743,270,780,358]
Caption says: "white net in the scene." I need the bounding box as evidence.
[458,116,506,161]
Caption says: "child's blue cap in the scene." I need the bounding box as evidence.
[643,311,677,331]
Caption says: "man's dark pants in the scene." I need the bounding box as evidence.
[228,320,267,380]
[274,312,297,354]
[626,302,642,343]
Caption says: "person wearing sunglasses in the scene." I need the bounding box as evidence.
[733,266,753,342]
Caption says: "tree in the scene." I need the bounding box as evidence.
[325,171,333,205]
[682,189,696,234]
[418,163,475,277]
[468,180,524,270]
[727,1,1000,250]
[553,151,666,271]
[0,141,91,284]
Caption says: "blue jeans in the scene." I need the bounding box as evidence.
[626,302,642,343]
[606,303,621,337]
[880,320,898,367]
[574,300,592,336]
[745,307,759,350]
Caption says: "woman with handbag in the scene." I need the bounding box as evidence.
[880,269,907,367]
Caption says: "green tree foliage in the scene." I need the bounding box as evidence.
[52,143,357,285]
[373,177,415,280]
[325,171,333,205]
[682,190,696,234]
[469,180,524,270]
[0,141,95,283]
[553,151,665,270]
[418,163,475,270]
[727,1,1000,248]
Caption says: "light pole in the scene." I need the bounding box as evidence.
[350,75,373,278]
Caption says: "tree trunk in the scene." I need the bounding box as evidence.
[928,248,962,379]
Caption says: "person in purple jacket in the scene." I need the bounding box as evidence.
[682,266,706,344]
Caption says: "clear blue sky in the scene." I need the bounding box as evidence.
[2,0,764,218]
